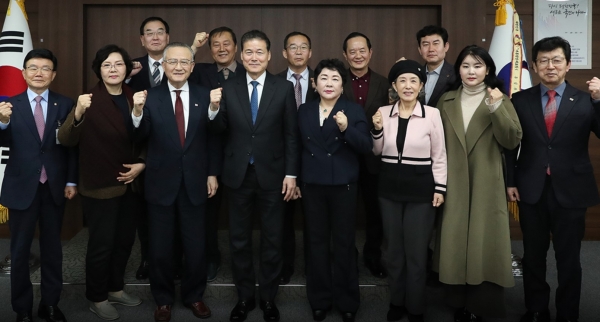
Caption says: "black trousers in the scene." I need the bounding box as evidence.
[228,165,284,301]
[205,177,223,265]
[358,166,382,264]
[83,188,140,302]
[519,176,586,321]
[303,183,360,313]
[9,183,64,313]
[281,199,301,274]
[148,184,208,306]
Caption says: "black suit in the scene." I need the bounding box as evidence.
[276,67,317,103]
[422,60,455,108]
[129,55,166,92]
[506,82,600,321]
[0,90,76,314]
[189,62,246,90]
[134,81,221,305]
[342,69,389,265]
[210,72,299,301]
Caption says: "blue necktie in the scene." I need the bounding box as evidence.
[250,81,259,164]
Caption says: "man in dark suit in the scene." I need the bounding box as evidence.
[416,25,455,108]
[131,42,220,322]
[208,30,299,322]
[0,49,77,322]
[506,36,600,322]
[341,32,389,279]
[276,31,315,285]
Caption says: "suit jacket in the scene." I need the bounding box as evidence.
[506,83,600,208]
[210,72,299,190]
[276,67,317,104]
[423,60,455,108]
[134,81,221,206]
[298,99,371,185]
[189,61,246,90]
[0,90,77,210]
[129,55,167,92]
[342,68,389,174]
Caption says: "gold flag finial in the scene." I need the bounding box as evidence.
[494,0,515,26]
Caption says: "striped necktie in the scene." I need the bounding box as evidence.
[152,61,161,86]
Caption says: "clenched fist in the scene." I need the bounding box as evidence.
[332,110,348,132]
[372,110,383,131]
[487,87,503,105]
[75,94,93,121]
[586,76,600,100]
[133,90,148,116]
[210,88,222,111]
[191,32,208,54]
[129,61,142,78]
[0,101,13,124]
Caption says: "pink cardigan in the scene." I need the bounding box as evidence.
[371,102,447,194]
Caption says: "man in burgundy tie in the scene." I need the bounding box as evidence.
[131,42,221,322]
[0,49,77,322]
[506,36,600,322]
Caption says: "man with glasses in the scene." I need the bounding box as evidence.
[276,31,315,285]
[506,36,600,322]
[0,49,77,322]
[131,42,221,322]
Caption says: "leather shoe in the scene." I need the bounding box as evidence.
[207,262,220,282]
[154,305,172,322]
[187,301,211,319]
[16,312,33,322]
[278,266,294,285]
[365,260,387,278]
[520,310,550,322]
[230,300,256,321]
[260,301,280,321]
[341,312,356,322]
[455,308,482,322]
[38,305,66,322]
[312,306,331,321]
[136,260,149,280]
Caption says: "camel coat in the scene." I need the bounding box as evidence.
[434,87,522,288]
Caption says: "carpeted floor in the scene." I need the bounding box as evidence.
[1,230,599,322]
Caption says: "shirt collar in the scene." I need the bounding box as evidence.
[350,68,371,81]
[27,88,49,102]
[426,61,444,75]
[389,101,425,118]
[246,71,267,86]
[167,81,189,92]
[540,81,567,98]
[287,67,309,80]
[217,60,237,73]
[148,56,163,66]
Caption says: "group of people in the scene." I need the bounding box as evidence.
[1,15,600,322]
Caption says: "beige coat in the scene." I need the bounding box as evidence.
[434,88,522,288]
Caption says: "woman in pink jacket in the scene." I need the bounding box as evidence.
[371,60,447,322]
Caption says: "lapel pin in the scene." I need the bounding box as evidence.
[570,98,574,101]
[54,103,57,106]
[195,103,198,106]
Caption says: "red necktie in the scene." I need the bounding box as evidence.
[544,90,557,175]
[174,90,185,147]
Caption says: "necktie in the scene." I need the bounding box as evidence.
[33,96,47,183]
[174,90,185,147]
[222,68,230,80]
[249,81,259,164]
[292,73,302,108]
[152,61,161,86]
[544,89,557,175]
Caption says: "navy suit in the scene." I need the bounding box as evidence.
[422,60,455,108]
[0,90,76,314]
[134,81,221,305]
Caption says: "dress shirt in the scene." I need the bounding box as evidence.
[350,69,371,108]
[132,81,190,136]
[286,67,309,104]
[424,61,444,105]
[246,72,267,104]
[148,56,164,81]
[217,60,238,74]
[540,82,566,112]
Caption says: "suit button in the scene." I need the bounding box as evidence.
[335,137,338,140]
[548,145,552,149]
[40,150,44,154]
[327,153,331,157]
[252,135,255,138]
[307,137,310,140]
[37,169,41,174]
[311,154,314,157]
[247,152,251,156]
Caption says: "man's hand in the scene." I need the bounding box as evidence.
[129,61,142,78]
[191,32,208,55]
[64,186,78,200]
[133,90,147,117]
[0,101,13,124]
[372,110,383,131]
[292,186,302,200]
[332,110,348,132]
[507,187,520,202]
[75,94,93,121]
[586,76,600,100]
[282,177,296,201]
[207,176,218,198]
[117,163,145,184]
[210,88,222,111]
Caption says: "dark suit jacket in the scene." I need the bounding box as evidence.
[506,83,600,208]
[424,60,455,108]
[189,61,246,90]
[342,68,389,174]
[129,55,167,92]
[210,72,299,190]
[134,81,221,206]
[298,99,372,185]
[0,90,77,210]
[276,67,317,103]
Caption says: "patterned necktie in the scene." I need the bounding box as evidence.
[544,89,557,175]
[152,61,161,86]
[33,96,47,183]
[292,73,302,108]
[174,90,185,147]
[249,81,259,164]
[222,68,230,80]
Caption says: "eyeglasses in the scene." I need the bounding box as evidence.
[26,66,53,74]
[536,56,566,68]
[144,30,166,38]
[287,45,310,53]
[101,62,126,70]
[164,59,193,67]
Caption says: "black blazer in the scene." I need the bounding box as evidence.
[129,55,167,92]
[0,91,77,210]
[276,67,318,103]
[506,83,600,208]
[210,72,300,190]
[298,99,372,185]
[134,82,221,206]
[342,69,389,174]
[424,60,455,108]
[189,61,246,90]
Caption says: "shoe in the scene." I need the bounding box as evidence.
[455,308,482,322]
[278,265,294,285]
[230,300,256,321]
[16,312,33,322]
[260,301,280,321]
[365,260,387,278]
[207,262,220,282]
[154,305,171,322]
[520,310,550,322]
[312,307,331,321]
[108,291,142,306]
[387,304,405,321]
[341,312,356,322]
[187,301,211,319]
[136,260,149,280]
[89,301,119,321]
[407,313,424,322]
[38,305,67,322]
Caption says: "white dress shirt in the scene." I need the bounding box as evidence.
[286,67,309,104]
[132,81,190,136]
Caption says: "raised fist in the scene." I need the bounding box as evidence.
[75,93,93,121]
[133,90,148,116]
[210,88,222,111]
[0,101,13,124]
[372,110,383,131]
